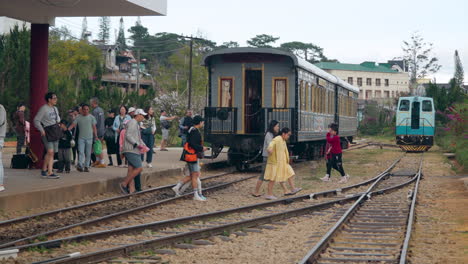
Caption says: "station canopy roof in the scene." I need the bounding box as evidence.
[0,0,167,24]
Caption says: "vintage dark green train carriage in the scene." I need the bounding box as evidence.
[202,48,358,169]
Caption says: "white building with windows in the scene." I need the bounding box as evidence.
[315,61,410,101]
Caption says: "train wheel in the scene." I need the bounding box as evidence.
[235,162,250,172]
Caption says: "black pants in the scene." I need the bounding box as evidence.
[16,134,25,154]
[326,153,346,177]
[58,148,71,171]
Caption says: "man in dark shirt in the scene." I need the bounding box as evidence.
[178,109,193,146]
[13,103,26,154]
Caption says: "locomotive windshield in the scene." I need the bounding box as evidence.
[422,100,432,112]
[399,100,410,111]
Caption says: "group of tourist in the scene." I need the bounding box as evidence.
[0,95,349,198]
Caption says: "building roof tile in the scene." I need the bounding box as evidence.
[315,61,399,73]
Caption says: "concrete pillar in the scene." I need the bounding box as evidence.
[29,24,49,169]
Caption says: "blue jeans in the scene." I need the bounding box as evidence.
[141,133,154,163]
[78,138,93,168]
[180,134,187,147]
[0,150,4,185]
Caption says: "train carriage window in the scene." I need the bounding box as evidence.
[273,78,287,108]
[219,78,233,107]
[399,100,410,111]
[300,81,306,110]
[422,100,432,112]
[307,83,311,111]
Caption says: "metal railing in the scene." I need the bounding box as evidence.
[262,108,295,136]
[204,107,237,134]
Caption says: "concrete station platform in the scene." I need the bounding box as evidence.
[0,147,227,213]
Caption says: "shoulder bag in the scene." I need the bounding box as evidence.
[44,107,62,142]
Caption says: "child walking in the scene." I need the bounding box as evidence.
[58,120,73,173]
[321,123,350,183]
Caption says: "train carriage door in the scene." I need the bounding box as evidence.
[411,101,420,129]
[244,70,262,133]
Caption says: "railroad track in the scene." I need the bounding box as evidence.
[299,153,423,264]
[7,154,408,263]
[0,167,260,249]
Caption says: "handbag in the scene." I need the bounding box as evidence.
[181,142,197,163]
[104,127,115,140]
[43,107,62,142]
[93,140,102,155]
[11,154,31,169]
[25,144,38,163]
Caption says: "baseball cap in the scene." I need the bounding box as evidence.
[128,107,136,113]
[192,115,204,125]
[134,109,147,116]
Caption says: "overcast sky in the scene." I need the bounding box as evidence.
[56,0,467,83]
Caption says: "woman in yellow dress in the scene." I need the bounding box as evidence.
[264,127,302,200]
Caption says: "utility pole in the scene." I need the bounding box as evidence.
[188,37,193,108]
[136,49,140,94]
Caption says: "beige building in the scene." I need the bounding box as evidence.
[315,61,410,100]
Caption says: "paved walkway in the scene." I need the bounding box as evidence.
[0,147,227,212]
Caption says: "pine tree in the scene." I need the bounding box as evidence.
[98,16,111,44]
[80,17,89,41]
[117,17,127,49]
[454,50,464,87]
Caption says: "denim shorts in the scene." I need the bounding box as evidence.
[124,152,142,168]
[41,136,58,152]
[187,160,200,172]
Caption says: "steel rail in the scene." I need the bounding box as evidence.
[0,169,238,228]
[299,153,421,264]
[0,173,259,249]
[28,155,410,264]
[11,155,404,251]
[399,154,424,264]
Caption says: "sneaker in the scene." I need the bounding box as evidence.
[95,164,106,168]
[119,184,129,195]
[264,195,278,200]
[338,175,350,183]
[118,164,125,168]
[147,163,153,168]
[47,174,60,179]
[321,175,330,182]
[84,167,90,172]
[198,194,207,200]
[91,161,100,167]
[193,194,207,201]
[108,163,114,167]
[0,185,5,192]
[41,170,47,178]
[77,166,84,172]
[65,170,71,174]
[172,185,181,196]
[57,170,64,173]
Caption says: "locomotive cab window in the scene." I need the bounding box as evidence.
[399,100,410,111]
[422,100,432,112]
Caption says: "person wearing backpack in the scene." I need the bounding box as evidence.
[0,104,7,192]
[172,115,208,201]
[159,110,177,151]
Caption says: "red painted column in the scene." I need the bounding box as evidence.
[29,24,49,169]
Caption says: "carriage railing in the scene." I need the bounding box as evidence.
[204,107,238,134]
[397,117,433,135]
[262,108,296,136]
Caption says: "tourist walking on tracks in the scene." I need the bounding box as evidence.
[252,120,280,197]
[13,102,26,154]
[140,106,156,168]
[159,110,177,151]
[264,127,302,200]
[172,115,208,201]
[34,92,61,179]
[119,109,149,194]
[0,104,7,191]
[321,123,350,183]
[68,104,98,172]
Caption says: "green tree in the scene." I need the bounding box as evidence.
[218,41,239,49]
[0,24,30,121]
[280,41,325,63]
[247,34,279,48]
[401,32,441,94]
[454,50,464,87]
[98,16,111,44]
[116,17,127,49]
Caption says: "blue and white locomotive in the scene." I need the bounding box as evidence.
[396,96,435,151]
[202,48,359,169]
